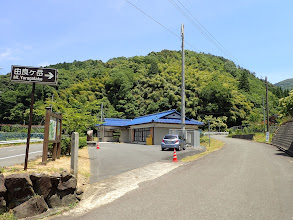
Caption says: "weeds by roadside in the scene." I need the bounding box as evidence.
[0,147,90,188]
[0,211,17,220]
[181,136,224,162]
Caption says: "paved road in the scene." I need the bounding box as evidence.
[0,143,43,166]
[88,143,205,183]
[61,136,293,220]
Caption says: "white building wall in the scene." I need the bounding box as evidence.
[153,127,170,145]
[119,129,130,143]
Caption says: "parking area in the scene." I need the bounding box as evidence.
[88,142,205,183]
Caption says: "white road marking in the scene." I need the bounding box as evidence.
[0,150,42,160]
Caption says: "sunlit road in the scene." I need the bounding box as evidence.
[59,136,293,220]
[0,143,43,167]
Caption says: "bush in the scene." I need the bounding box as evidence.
[79,137,87,149]
[0,211,17,220]
[48,136,87,156]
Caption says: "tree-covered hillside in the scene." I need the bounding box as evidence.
[275,78,293,91]
[0,50,288,133]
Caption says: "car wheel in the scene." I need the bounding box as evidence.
[161,148,164,151]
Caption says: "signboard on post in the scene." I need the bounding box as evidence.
[42,107,62,164]
[11,65,58,85]
[10,65,58,170]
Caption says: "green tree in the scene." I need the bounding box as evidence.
[238,69,250,92]
[279,90,293,117]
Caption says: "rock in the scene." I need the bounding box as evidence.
[62,194,78,206]
[47,194,62,208]
[0,174,6,197]
[49,173,61,196]
[76,188,83,195]
[5,173,35,208]
[57,173,77,198]
[0,197,6,214]
[30,173,52,199]
[87,130,93,141]
[12,196,48,219]
[58,176,77,191]
[60,171,72,182]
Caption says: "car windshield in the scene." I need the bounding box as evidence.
[164,135,178,139]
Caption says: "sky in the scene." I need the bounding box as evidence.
[0,0,292,84]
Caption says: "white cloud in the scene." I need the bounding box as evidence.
[38,62,51,67]
[0,46,33,62]
[0,48,16,61]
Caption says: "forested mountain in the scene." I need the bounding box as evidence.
[0,50,289,133]
[275,78,293,91]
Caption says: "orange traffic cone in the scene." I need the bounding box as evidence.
[173,148,178,162]
[96,142,100,149]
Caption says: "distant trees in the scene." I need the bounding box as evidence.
[0,49,288,133]
[238,69,250,92]
[279,90,293,118]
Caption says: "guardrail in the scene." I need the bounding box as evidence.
[203,132,229,136]
[0,132,44,141]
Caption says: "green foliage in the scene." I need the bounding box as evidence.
[79,137,87,148]
[0,211,17,220]
[0,50,286,131]
[49,136,87,156]
[238,69,250,92]
[279,90,293,117]
[275,78,293,91]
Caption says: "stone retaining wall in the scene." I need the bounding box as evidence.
[0,171,83,219]
[271,121,293,156]
[231,134,254,140]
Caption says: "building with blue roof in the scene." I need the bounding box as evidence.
[97,110,204,146]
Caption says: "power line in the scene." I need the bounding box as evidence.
[169,0,240,65]
[124,0,180,39]
[124,0,199,52]
[124,0,234,68]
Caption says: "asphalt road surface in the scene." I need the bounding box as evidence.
[88,143,205,183]
[59,136,293,220]
[0,143,43,167]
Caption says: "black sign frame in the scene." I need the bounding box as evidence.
[11,65,58,85]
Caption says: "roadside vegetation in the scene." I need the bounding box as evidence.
[0,146,91,189]
[0,50,290,135]
[181,136,224,162]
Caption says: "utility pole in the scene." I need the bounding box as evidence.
[181,24,186,142]
[208,120,210,148]
[262,94,266,133]
[265,77,270,142]
[265,77,269,132]
[101,103,103,122]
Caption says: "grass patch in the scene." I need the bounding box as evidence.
[253,132,273,143]
[0,211,17,220]
[181,136,224,162]
[0,147,90,189]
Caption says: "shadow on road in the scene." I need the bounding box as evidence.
[275,149,292,157]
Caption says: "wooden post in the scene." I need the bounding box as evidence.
[42,107,51,164]
[24,82,35,170]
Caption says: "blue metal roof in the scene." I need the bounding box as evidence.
[127,110,176,126]
[155,119,204,126]
[97,118,132,127]
[97,110,204,127]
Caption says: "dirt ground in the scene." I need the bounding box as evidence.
[1,147,91,189]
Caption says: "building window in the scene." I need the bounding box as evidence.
[134,128,150,142]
